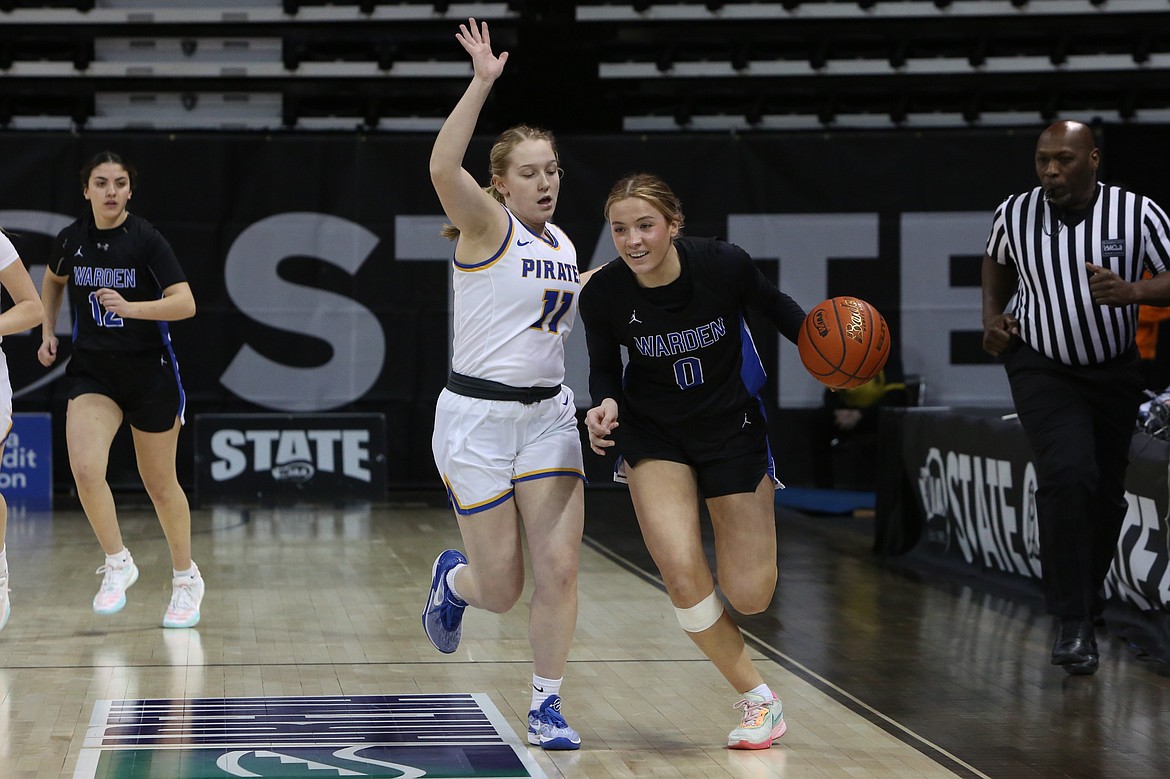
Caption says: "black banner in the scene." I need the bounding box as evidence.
[193,413,386,503]
[901,408,1170,614]
[1,127,1166,492]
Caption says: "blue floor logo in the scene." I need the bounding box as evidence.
[75,694,547,778]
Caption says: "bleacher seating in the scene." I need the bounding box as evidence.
[577,0,1170,131]
[0,1,521,130]
[1,0,1168,131]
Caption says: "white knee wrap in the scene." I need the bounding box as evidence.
[675,590,724,633]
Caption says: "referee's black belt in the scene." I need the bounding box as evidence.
[446,372,561,404]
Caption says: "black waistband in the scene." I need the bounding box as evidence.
[74,346,166,359]
[446,372,561,404]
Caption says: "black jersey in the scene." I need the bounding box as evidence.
[51,213,187,352]
[579,236,805,423]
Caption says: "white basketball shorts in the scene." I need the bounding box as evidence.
[432,385,585,515]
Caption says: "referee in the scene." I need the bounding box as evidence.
[982,120,1170,675]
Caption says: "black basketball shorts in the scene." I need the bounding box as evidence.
[618,401,773,498]
[66,347,185,433]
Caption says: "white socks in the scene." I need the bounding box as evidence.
[445,563,467,603]
[174,563,198,580]
[107,548,131,566]
[745,683,774,701]
[532,674,562,711]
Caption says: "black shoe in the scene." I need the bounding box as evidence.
[1064,655,1100,675]
[1051,617,1099,674]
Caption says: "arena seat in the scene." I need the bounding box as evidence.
[2,0,1168,131]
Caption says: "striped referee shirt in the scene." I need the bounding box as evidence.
[986,183,1170,366]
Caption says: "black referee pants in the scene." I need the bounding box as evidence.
[1004,343,1144,620]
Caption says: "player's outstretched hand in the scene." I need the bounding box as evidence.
[456,18,508,83]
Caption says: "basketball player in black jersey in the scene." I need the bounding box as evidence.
[579,173,806,749]
[38,152,204,629]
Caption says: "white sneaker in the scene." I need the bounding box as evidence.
[0,573,10,631]
[728,691,786,749]
[163,566,204,628]
[93,555,139,614]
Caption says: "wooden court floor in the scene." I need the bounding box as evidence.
[0,487,1167,778]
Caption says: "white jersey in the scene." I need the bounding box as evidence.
[0,232,15,437]
[450,205,579,387]
[0,232,19,348]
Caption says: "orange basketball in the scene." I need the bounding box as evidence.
[798,297,891,389]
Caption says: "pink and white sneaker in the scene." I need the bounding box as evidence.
[728,691,786,750]
[163,565,205,629]
[93,555,139,615]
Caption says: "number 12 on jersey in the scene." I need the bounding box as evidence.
[88,291,125,328]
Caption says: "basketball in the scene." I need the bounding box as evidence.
[798,297,890,389]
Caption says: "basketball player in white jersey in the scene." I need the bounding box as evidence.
[0,229,47,631]
[422,18,586,750]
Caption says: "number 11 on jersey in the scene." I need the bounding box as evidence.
[531,289,574,334]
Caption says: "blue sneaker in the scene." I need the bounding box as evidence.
[527,695,581,750]
[422,549,468,654]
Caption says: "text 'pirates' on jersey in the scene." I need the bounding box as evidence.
[449,206,579,387]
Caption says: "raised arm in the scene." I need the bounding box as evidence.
[430,19,511,247]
